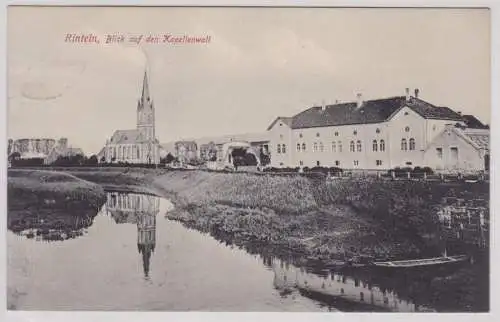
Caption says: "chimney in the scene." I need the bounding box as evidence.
[356,93,363,108]
[405,88,410,101]
[414,88,420,98]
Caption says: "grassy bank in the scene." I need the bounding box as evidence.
[7,169,107,240]
[57,167,489,263]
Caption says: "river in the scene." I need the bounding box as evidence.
[7,191,481,312]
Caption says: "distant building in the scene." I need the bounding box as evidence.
[267,88,489,172]
[8,137,84,165]
[101,71,161,164]
[174,141,198,164]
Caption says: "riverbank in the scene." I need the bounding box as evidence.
[56,167,489,262]
[7,169,107,239]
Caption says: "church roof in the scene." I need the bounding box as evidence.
[286,96,464,129]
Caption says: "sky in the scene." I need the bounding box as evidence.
[7,6,490,155]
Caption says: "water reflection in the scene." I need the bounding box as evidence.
[104,191,161,279]
[269,257,418,312]
[7,205,99,242]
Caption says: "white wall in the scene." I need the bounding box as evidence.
[424,127,485,171]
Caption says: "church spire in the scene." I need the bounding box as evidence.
[141,70,150,103]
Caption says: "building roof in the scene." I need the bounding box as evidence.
[462,128,490,151]
[462,115,489,129]
[289,96,464,129]
[109,129,159,145]
[266,117,294,130]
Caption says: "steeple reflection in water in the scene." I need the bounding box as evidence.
[105,192,160,279]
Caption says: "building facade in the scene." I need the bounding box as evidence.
[267,89,489,171]
[8,137,84,165]
[102,71,161,164]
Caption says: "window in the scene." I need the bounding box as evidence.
[279,123,283,127]
[334,131,339,137]
[302,143,306,151]
[338,141,342,152]
[319,142,324,152]
[436,148,443,159]
[404,112,409,116]
[296,143,301,152]
[376,160,383,166]
[299,133,303,138]
[356,140,362,152]
[409,138,415,151]
[316,133,320,137]
[406,162,413,166]
[350,141,355,152]
[376,128,381,134]
[316,161,321,166]
[277,144,281,154]
[433,125,437,131]
[380,140,385,152]
[335,160,340,166]
[279,134,283,139]
[136,147,140,159]
[282,144,287,154]
[401,139,407,151]
[405,126,410,132]
[353,160,359,166]
[299,161,304,166]
[313,142,318,152]
[353,130,358,136]
[332,141,337,152]
[372,140,378,152]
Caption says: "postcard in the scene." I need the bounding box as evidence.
[6,5,491,314]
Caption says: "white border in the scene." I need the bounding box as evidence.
[1,1,498,322]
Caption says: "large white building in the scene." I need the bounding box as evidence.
[267,89,489,172]
[100,71,161,164]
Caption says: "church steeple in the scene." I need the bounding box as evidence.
[141,70,150,104]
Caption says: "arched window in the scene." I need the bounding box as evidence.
[277,144,281,154]
[376,128,381,134]
[357,140,362,152]
[302,143,306,151]
[137,146,140,159]
[405,126,410,132]
[409,138,415,150]
[353,130,358,136]
[338,141,343,152]
[350,141,355,152]
[316,133,320,137]
[401,139,407,151]
[380,140,385,152]
[282,144,287,154]
[313,142,318,152]
[334,131,339,137]
[319,142,324,152]
[332,141,337,152]
[113,147,117,159]
[296,143,301,152]
[299,133,303,138]
[372,140,378,152]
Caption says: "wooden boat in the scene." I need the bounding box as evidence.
[372,255,468,268]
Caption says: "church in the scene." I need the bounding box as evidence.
[100,70,161,164]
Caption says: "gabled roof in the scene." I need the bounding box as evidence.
[287,96,464,129]
[462,115,489,129]
[266,116,293,131]
[462,128,490,151]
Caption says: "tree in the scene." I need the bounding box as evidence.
[87,155,98,165]
[100,156,106,163]
[164,153,175,164]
